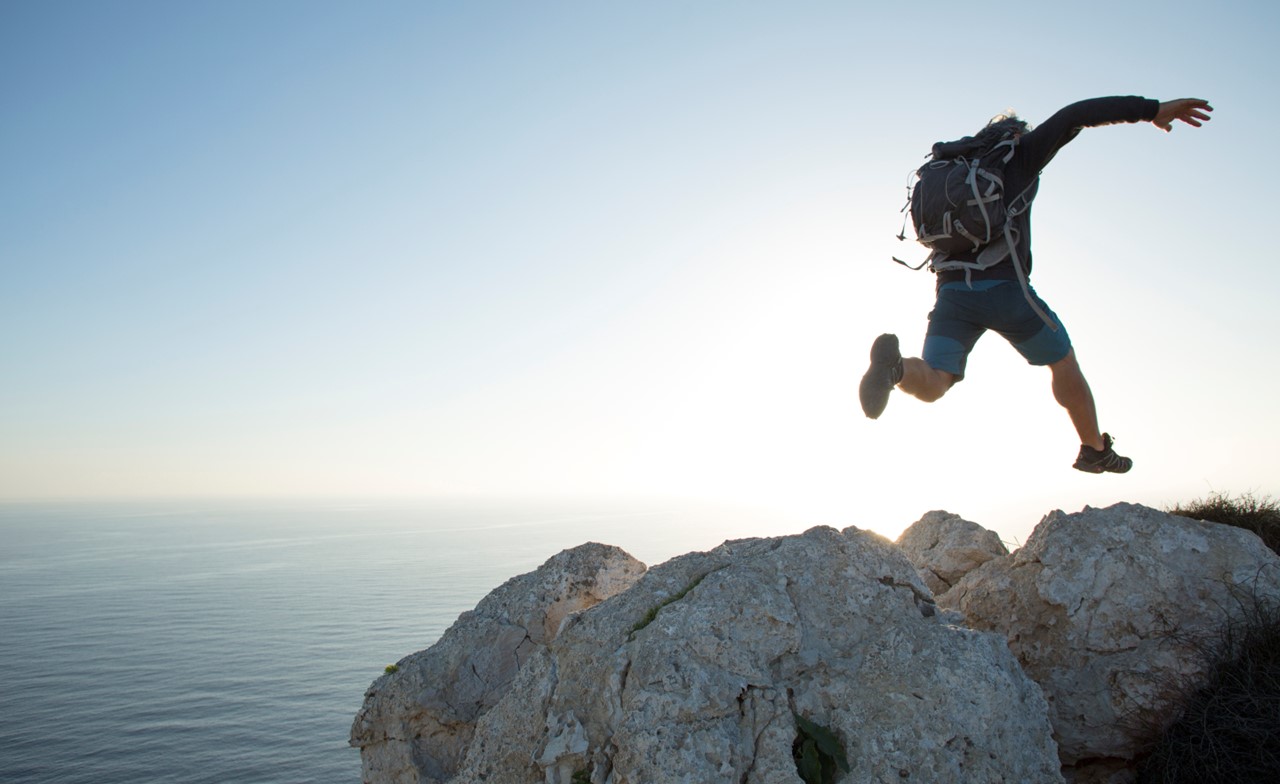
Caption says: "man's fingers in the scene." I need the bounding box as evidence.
[1183,101,1213,121]
[1178,109,1212,127]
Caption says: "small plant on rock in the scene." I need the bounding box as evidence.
[793,713,850,784]
[628,574,707,638]
[384,664,399,674]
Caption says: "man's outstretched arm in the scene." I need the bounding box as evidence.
[1153,98,1213,131]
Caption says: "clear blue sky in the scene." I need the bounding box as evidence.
[3,0,1276,543]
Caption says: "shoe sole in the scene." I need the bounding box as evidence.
[859,334,900,419]
[1072,457,1133,474]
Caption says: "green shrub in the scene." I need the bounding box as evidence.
[1136,600,1280,783]
[384,664,399,674]
[1168,492,1280,555]
[793,713,850,784]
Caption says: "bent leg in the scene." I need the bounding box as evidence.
[900,357,956,402]
[1049,350,1105,450]
[918,286,983,403]
[992,284,1110,452]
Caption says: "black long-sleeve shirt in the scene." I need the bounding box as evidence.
[934,96,1159,287]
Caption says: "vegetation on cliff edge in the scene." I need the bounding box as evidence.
[1138,493,1280,782]
[1168,491,1280,555]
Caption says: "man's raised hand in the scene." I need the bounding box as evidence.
[1154,98,1213,132]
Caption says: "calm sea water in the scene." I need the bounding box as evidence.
[0,498,785,783]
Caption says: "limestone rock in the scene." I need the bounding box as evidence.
[896,510,1009,596]
[450,527,1062,784]
[941,502,1280,777]
[349,542,646,784]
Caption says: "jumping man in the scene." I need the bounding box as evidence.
[859,95,1212,473]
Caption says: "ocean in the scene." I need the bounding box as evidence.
[0,498,787,783]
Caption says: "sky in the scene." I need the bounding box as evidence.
[2,0,1277,545]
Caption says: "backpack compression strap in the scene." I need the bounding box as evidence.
[955,165,1003,249]
[997,169,1055,331]
[959,138,1019,249]
[1004,223,1057,332]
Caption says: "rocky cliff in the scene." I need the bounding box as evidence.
[352,503,1280,784]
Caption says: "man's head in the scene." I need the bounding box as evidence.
[931,113,1031,159]
[979,113,1029,143]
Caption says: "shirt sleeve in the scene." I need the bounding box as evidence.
[1011,96,1160,180]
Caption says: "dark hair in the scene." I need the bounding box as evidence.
[931,113,1031,159]
[983,112,1029,136]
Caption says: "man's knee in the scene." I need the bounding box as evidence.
[1049,349,1082,379]
[917,372,955,402]
[902,361,956,402]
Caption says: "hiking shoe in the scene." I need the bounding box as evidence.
[859,333,903,419]
[1073,433,1133,474]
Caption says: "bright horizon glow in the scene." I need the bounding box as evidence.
[3,1,1278,546]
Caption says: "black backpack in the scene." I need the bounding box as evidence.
[898,136,1021,259]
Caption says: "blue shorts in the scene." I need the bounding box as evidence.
[922,280,1072,380]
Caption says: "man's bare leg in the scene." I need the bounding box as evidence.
[899,358,956,403]
[1049,349,1104,450]
[1053,349,1133,473]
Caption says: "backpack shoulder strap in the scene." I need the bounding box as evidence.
[990,137,1018,164]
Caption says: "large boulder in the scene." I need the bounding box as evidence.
[350,542,646,784]
[447,526,1062,783]
[896,510,1009,596]
[940,503,1280,779]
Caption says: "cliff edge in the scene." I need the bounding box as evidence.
[352,503,1280,784]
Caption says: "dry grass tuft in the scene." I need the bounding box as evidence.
[1168,491,1280,556]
